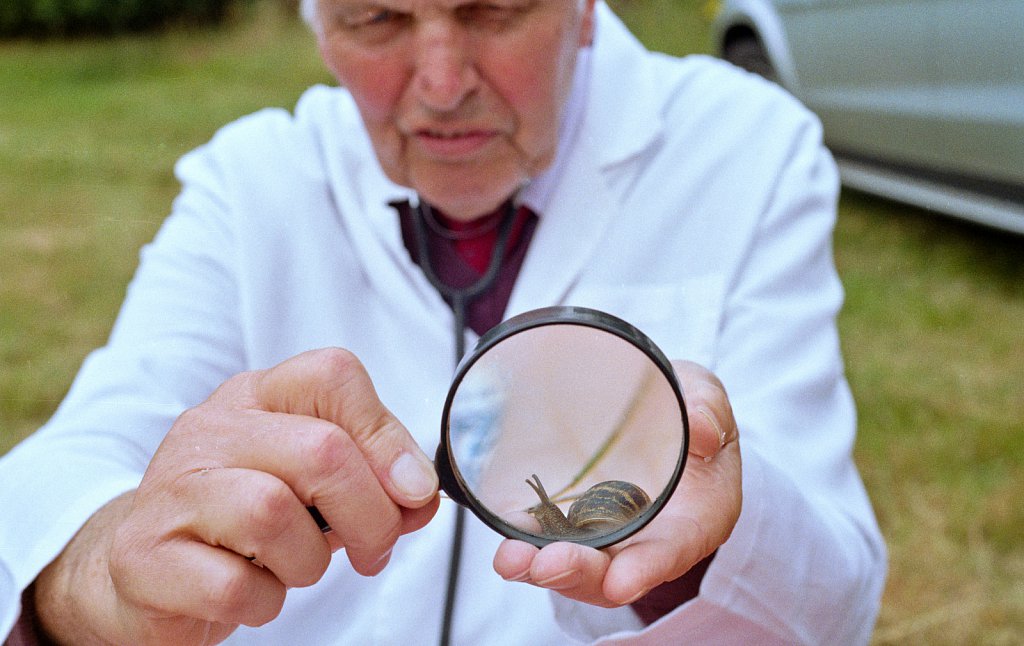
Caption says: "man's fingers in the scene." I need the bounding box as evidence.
[165,401,410,574]
[494,540,618,607]
[234,348,439,508]
[494,539,539,583]
[494,533,697,607]
[603,532,703,604]
[399,495,442,535]
[532,542,614,604]
[111,536,286,628]
[177,467,332,588]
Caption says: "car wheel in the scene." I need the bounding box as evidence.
[723,34,778,83]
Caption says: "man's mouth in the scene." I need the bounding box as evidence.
[422,128,476,138]
[414,128,499,158]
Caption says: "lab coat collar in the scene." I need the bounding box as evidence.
[506,2,665,312]
[583,1,664,170]
[325,2,665,333]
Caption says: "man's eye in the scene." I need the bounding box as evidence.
[361,9,399,26]
[327,6,407,31]
[456,3,521,26]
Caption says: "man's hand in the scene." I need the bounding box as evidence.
[492,360,741,607]
[34,348,440,646]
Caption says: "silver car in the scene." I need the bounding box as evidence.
[712,0,1024,234]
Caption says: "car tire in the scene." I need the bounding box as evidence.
[723,35,778,83]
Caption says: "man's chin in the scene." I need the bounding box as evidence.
[414,179,524,221]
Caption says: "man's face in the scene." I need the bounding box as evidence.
[315,0,596,220]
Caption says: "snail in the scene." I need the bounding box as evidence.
[524,473,651,538]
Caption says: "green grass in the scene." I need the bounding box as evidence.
[2,1,1022,643]
[0,2,333,452]
[836,194,1024,644]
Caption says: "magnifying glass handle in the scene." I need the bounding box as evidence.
[247,506,331,566]
[307,505,332,533]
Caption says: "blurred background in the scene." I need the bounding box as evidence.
[1,0,1021,643]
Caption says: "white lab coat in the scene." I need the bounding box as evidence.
[0,4,885,644]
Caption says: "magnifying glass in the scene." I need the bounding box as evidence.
[435,306,689,549]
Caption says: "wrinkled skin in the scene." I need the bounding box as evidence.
[36,349,440,645]
[32,0,742,642]
[493,360,741,607]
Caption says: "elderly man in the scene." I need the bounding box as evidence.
[0,0,886,643]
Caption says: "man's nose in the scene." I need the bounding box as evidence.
[413,25,478,112]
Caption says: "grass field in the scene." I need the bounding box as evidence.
[1,1,1022,643]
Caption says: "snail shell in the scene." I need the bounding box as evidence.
[525,474,651,538]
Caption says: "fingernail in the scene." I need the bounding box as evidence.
[373,546,394,568]
[535,569,579,590]
[390,453,438,503]
[699,407,726,448]
[504,567,531,583]
[622,587,651,605]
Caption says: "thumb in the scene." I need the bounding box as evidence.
[671,360,737,461]
[249,348,439,507]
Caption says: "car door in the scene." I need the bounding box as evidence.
[930,0,1024,191]
[775,0,943,169]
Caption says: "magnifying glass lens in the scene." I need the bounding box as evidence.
[439,307,688,549]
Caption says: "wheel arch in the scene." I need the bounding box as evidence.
[712,0,802,94]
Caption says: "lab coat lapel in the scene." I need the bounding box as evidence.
[506,150,618,314]
[507,3,664,315]
[320,3,663,331]
[356,167,457,324]
[321,132,457,339]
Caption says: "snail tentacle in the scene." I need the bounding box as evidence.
[525,475,650,539]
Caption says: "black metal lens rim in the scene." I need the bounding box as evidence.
[436,305,689,549]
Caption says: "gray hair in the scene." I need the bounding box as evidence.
[300,0,319,32]
[300,0,593,35]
